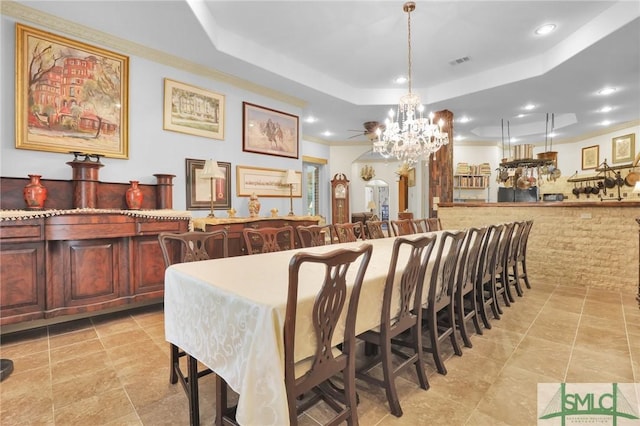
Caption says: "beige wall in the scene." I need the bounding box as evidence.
[438,203,639,296]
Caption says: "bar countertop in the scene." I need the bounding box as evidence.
[438,201,640,208]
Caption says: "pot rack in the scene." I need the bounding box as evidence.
[499,159,555,169]
[567,160,627,201]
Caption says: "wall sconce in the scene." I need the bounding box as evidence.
[200,159,226,217]
[283,169,297,216]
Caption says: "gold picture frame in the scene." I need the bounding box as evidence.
[581,145,599,170]
[236,165,301,197]
[186,158,231,210]
[242,102,299,159]
[15,24,129,158]
[408,168,416,187]
[611,133,635,164]
[163,79,225,140]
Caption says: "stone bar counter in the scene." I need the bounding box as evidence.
[438,201,640,297]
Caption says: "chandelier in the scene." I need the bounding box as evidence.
[373,1,449,166]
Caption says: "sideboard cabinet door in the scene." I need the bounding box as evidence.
[0,242,45,325]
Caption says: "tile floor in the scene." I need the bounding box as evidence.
[1,282,639,425]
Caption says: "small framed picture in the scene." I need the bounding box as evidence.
[186,158,231,210]
[242,102,299,159]
[611,133,635,164]
[164,79,225,140]
[581,145,599,170]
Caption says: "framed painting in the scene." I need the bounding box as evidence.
[236,165,302,197]
[15,24,129,158]
[186,158,231,210]
[164,79,225,140]
[408,168,416,187]
[242,102,299,159]
[581,145,599,170]
[611,133,635,164]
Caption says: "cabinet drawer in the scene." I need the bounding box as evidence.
[136,220,187,235]
[0,223,44,242]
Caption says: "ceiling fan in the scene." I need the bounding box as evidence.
[347,121,385,141]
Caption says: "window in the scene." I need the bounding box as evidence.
[302,156,327,218]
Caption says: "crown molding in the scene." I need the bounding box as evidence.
[1,1,306,109]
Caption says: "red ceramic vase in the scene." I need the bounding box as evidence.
[23,174,47,210]
[126,181,143,210]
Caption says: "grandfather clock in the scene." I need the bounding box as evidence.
[331,173,350,224]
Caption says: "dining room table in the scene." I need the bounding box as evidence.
[164,231,446,426]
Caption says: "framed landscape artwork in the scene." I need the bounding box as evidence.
[611,133,635,164]
[242,102,299,159]
[164,79,225,140]
[581,145,599,170]
[15,24,129,158]
[236,165,301,197]
[186,158,231,210]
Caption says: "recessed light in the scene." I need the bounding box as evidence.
[457,116,470,124]
[599,106,613,113]
[598,87,616,96]
[322,131,332,137]
[395,76,407,84]
[523,104,536,111]
[454,135,465,141]
[516,114,526,118]
[534,24,556,36]
[601,120,612,126]
[548,132,557,138]
[304,116,317,123]
[510,137,519,143]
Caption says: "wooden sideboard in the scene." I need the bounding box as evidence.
[1,168,190,331]
[193,216,321,257]
[1,211,190,329]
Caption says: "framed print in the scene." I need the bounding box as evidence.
[611,133,635,164]
[15,24,129,158]
[186,158,231,210]
[581,145,599,170]
[164,79,225,140]
[236,165,302,197]
[408,168,416,187]
[242,102,299,159]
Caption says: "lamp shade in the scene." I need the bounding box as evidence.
[367,200,376,209]
[201,159,225,179]
[284,169,298,184]
[633,181,640,193]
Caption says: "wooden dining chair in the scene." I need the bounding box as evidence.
[411,218,428,233]
[216,244,373,426]
[365,219,390,239]
[493,221,517,311]
[333,222,365,243]
[455,226,488,348]
[422,230,466,375]
[512,220,534,290]
[296,224,335,247]
[243,226,295,254]
[390,219,415,236]
[475,224,504,329]
[425,217,443,231]
[356,235,437,417]
[158,230,228,426]
[505,221,527,301]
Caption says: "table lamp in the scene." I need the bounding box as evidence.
[283,169,297,216]
[367,200,376,214]
[201,159,226,217]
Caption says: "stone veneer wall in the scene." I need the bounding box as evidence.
[438,203,639,296]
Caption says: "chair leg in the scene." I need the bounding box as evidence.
[427,313,447,375]
[381,336,402,417]
[187,355,200,426]
[216,374,228,426]
[512,264,524,297]
[170,344,179,384]
[522,260,531,289]
[344,362,359,426]
[448,304,463,357]
[412,324,429,391]
[456,294,473,348]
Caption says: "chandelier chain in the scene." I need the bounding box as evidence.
[407,5,412,95]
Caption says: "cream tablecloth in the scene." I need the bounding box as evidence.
[164,232,445,425]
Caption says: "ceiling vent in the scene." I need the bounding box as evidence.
[449,56,471,66]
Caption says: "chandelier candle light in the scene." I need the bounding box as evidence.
[374,1,449,165]
[200,159,226,218]
[284,169,297,216]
